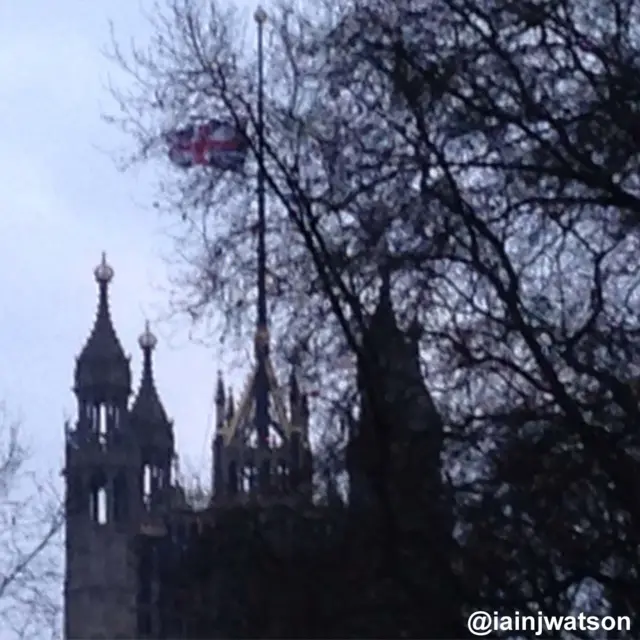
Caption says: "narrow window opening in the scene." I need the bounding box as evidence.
[98,404,108,444]
[97,487,108,524]
[242,465,257,493]
[98,404,107,433]
[241,467,251,493]
[143,464,152,508]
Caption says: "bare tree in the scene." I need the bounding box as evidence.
[107,0,640,635]
[0,404,63,640]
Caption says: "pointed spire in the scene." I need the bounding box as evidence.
[216,371,225,407]
[368,264,411,344]
[130,321,170,428]
[74,252,131,393]
[215,371,226,429]
[226,387,235,421]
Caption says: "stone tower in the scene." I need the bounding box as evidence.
[347,267,444,511]
[129,321,176,638]
[344,268,462,637]
[129,321,174,518]
[64,253,174,639]
[211,352,313,506]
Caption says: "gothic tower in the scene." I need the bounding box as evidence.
[345,268,462,637]
[211,341,313,506]
[347,268,444,513]
[64,254,174,639]
[129,321,176,638]
[130,321,174,518]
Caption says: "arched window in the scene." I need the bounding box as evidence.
[96,487,108,524]
[241,465,257,493]
[143,464,152,508]
[98,404,108,445]
[88,473,108,524]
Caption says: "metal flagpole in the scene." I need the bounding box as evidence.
[254,6,270,463]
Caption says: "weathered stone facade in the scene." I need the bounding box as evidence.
[64,254,312,639]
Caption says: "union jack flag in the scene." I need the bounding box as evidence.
[166,119,249,171]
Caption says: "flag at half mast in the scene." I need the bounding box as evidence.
[166,119,249,171]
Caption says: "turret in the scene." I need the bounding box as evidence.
[130,321,174,513]
[211,354,313,504]
[226,387,235,422]
[215,372,226,429]
[67,253,135,523]
[347,266,443,509]
[73,252,131,443]
[212,372,227,499]
[64,253,139,639]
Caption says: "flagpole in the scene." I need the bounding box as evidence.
[255,6,267,332]
[254,6,270,458]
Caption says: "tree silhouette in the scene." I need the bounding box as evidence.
[0,404,63,640]
[107,0,640,635]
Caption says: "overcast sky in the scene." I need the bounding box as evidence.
[0,0,254,495]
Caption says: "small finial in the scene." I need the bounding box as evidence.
[254,6,267,23]
[226,387,235,420]
[139,320,158,351]
[94,252,114,284]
